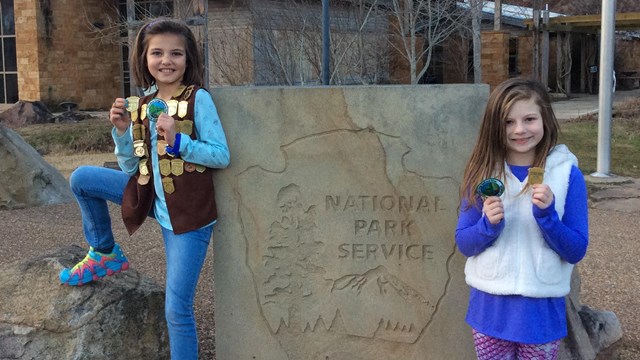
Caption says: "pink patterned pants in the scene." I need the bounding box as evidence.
[472,329,560,360]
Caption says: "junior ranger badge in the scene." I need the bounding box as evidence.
[167,100,178,116]
[178,101,188,118]
[133,140,147,157]
[162,177,175,194]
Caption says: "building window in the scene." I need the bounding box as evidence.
[509,37,518,76]
[117,0,173,21]
[118,0,174,96]
[0,0,17,103]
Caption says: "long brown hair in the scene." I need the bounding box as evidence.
[130,18,204,90]
[460,78,559,208]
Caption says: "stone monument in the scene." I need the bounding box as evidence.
[212,85,488,359]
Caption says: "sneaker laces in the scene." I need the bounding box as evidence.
[71,252,95,272]
[70,249,113,272]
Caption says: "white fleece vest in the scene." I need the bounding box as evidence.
[464,145,578,298]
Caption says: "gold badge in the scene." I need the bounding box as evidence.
[133,124,144,141]
[141,104,147,120]
[138,174,150,185]
[126,96,140,112]
[167,99,178,116]
[159,159,171,176]
[162,177,175,194]
[133,140,146,157]
[181,120,193,136]
[195,164,206,173]
[171,159,184,176]
[139,158,149,176]
[184,162,196,173]
[130,109,139,123]
[178,101,188,118]
[157,140,167,156]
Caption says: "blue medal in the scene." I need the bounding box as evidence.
[476,178,505,197]
[147,98,168,122]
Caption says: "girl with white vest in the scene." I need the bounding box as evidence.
[456,78,589,360]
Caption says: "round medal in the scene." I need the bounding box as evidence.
[134,145,146,157]
[147,98,168,122]
[476,178,505,197]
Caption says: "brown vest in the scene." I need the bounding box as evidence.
[121,85,218,235]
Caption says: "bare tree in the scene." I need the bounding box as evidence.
[387,0,474,84]
[209,0,390,86]
[83,1,204,47]
[441,27,474,83]
[83,0,208,94]
[327,0,389,84]
[208,7,256,86]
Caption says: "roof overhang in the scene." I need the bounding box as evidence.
[524,12,640,33]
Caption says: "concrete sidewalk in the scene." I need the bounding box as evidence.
[552,88,640,121]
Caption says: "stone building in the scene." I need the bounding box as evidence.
[14,0,122,110]
[5,0,640,111]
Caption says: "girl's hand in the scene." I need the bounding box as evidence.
[110,98,130,135]
[482,196,504,225]
[156,113,177,146]
[532,184,554,210]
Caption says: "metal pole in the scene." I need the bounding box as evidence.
[322,0,330,85]
[592,0,616,177]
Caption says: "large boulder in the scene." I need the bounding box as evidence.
[0,245,169,359]
[0,101,53,128]
[0,123,72,209]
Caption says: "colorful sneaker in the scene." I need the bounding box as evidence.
[59,244,129,286]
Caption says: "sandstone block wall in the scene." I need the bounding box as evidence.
[481,30,510,90]
[15,0,121,110]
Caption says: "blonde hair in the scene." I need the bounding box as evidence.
[460,78,559,208]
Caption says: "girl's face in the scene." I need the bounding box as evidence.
[504,98,544,166]
[145,33,187,89]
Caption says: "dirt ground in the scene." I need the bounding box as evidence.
[583,206,640,360]
[1,153,639,359]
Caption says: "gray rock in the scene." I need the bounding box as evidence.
[0,123,73,209]
[209,85,623,359]
[0,245,169,359]
[579,306,623,353]
[212,85,488,359]
[559,269,623,360]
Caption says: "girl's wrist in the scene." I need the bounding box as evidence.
[166,133,181,157]
[114,126,128,137]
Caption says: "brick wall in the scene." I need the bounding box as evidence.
[481,31,509,91]
[616,39,640,72]
[15,0,121,110]
[15,0,39,102]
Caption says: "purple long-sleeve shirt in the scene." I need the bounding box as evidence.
[455,164,589,343]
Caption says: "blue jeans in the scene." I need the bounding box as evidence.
[70,165,211,360]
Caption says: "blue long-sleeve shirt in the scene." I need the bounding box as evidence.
[455,164,588,343]
[113,89,230,231]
